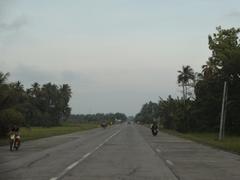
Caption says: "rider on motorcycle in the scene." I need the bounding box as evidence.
[9,126,21,150]
[151,121,159,136]
[151,121,158,131]
[9,126,19,136]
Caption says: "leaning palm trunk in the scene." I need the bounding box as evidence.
[182,83,186,103]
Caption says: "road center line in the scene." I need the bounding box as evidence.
[49,130,121,180]
[156,148,161,153]
[166,160,174,166]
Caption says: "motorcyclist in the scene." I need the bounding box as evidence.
[9,126,19,135]
[151,121,158,131]
[100,121,107,128]
[9,126,21,147]
[151,121,158,136]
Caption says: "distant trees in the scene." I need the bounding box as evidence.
[25,82,72,126]
[70,113,127,123]
[135,26,240,134]
[0,72,72,136]
[0,72,26,136]
[134,101,159,124]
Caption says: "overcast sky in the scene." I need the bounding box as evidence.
[0,0,240,115]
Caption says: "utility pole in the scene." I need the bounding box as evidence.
[222,82,228,138]
[219,81,228,141]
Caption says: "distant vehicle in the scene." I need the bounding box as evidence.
[100,122,107,129]
[115,119,122,124]
[9,134,21,151]
[151,128,158,136]
[151,123,159,136]
[127,121,131,125]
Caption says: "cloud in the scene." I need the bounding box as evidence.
[60,71,94,86]
[9,65,94,90]
[226,11,240,18]
[9,65,56,86]
[0,16,27,32]
[0,0,12,16]
[0,1,27,32]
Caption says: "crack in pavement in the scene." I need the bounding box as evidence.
[136,126,181,180]
[27,153,50,167]
[127,166,140,176]
[0,153,51,174]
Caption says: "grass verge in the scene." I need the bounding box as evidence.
[0,122,99,146]
[161,129,240,154]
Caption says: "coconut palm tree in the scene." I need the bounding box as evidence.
[0,72,9,85]
[202,59,219,79]
[0,72,10,110]
[59,84,72,120]
[177,65,195,101]
[59,84,72,104]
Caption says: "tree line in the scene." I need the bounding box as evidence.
[70,113,127,123]
[135,26,240,134]
[0,73,72,136]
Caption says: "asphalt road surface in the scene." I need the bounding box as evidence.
[1,123,240,180]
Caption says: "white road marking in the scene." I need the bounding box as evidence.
[49,130,121,180]
[50,178,57,180]
[82,152,91,159]
[156,148,161,153]
[166,160,174,166]
[66,161,78,170]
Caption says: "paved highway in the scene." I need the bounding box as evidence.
[0,123,240,180]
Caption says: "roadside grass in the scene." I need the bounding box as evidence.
[161,129,240,154]
[0,122,99,146]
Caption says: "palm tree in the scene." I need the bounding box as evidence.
[59,84,72,104]
[59,84,72,120]
[0,72,10,110]
[0,72,10,85]
[29,82,40,97]
[12,81,24,91]
[202,59,219,79]
[177,65,195,101]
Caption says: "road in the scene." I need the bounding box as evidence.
[1,123,240,180]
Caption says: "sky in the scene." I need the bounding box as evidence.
[0,0,240,115]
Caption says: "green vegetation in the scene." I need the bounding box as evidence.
[70,113,127,123]
[0,70,128,138]
[135,26,240,136]
[0,73,72,137]
[0,122,98,145]
[0,71,128,139]
[162,129,240,154]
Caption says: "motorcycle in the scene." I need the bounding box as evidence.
[151,128,158,136]
[100,122,107,129]
[9,134,21,151]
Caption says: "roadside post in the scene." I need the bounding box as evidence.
[218,81,228,141]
